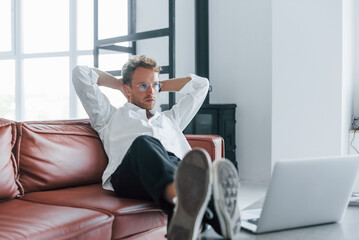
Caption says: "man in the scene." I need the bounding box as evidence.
[72,55,241,239]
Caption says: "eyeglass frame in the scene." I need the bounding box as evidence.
[129,82,162,92]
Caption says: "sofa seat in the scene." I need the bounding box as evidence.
[21,184,167,239]
[0,199,113,240]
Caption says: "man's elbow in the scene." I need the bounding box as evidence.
[72,65,89,86]
[202,77,210,90]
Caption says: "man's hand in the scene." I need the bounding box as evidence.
[114,77,128,100]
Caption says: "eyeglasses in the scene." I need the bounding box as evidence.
[131,82,161,92]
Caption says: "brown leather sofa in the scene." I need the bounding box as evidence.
[0,118,224,240]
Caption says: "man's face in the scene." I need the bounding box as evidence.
[125,67,159,110]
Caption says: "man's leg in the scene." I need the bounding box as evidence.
[110,135,179,215]
[167,148,213,240]
[204,158,241,239]
[110,135,240,239]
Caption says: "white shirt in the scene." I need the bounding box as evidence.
[72,66,209,191]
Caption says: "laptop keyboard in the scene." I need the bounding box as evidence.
[349,193,359,206]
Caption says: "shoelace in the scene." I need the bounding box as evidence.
[204,207,214,219]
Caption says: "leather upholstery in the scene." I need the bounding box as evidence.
[22,184,167,239]
[0,118,224,239]
[0,119,21,200]
[0,199,113,240]
[186,134,224,161]
[15,120,108,193]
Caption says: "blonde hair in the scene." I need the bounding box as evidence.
[122,55,162,85]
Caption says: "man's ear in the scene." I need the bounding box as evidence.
[124,84,132,102]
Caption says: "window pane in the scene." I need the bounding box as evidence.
[0,0,12,52]
[98,0,127,40]
[78,55,94,67]
[99,53,129,72]
[0,60,15,119]
[78,0,93,50]
[24,57,69,120]
[23,0,69,53]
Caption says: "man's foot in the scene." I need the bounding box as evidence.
[211,158,241,239]
[167,148,213,240]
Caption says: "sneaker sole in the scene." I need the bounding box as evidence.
[167,148,213,240]
[213,158,241,239]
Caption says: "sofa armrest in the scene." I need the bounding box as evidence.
[185,134,224,161]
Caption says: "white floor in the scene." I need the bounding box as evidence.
[237,181,267,210]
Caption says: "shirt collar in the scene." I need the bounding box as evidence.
[149,108,158,116]
[124,102,159,118]
[125,102,141,111]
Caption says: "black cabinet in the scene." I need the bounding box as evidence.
[161,104,237,168]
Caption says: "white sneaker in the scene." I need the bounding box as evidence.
[167,148,213,240]
[212,158,241,239]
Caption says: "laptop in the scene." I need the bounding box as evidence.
[241,155,359,234]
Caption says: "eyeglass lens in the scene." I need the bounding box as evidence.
[139,82,161,92]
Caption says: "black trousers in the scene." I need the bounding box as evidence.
[110,135,180,215]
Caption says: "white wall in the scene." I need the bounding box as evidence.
[211,0,355,180]
[209,0,272,183]
[342,0,354,154]
[353,0,359,118]
[345,0,359,192]
[272,0,352,166]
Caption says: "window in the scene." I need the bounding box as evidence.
[23,0,69,54]
[23,57,69,120]
[0,60,15,119]
[96,0,129,109]
[0,0,12,53]
[0,0,128,121]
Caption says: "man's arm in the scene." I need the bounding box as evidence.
[72,66,117,132]
[92,68,128,99]
[162,74,209,131]
[160,77,191,92]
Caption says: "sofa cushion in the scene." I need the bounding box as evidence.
[22,184,167,239]
[15,119,108,193]
[0,199,113,240]
[0,118,21,200]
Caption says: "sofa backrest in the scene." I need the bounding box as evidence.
[1,117,223,196]
[0,119,21,200]
[15,119,108,193]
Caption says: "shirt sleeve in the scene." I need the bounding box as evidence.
[72,65,116,132]
[164,74,209,131]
